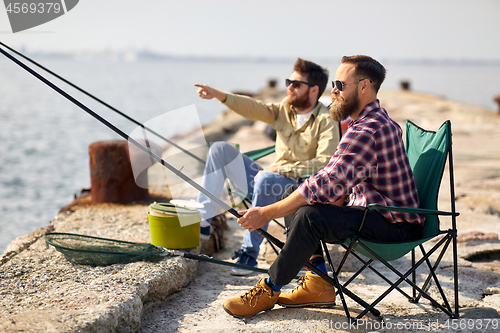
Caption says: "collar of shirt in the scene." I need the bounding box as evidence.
[296,109,315,128]
[349,99,381,127]
[289,101,321,128]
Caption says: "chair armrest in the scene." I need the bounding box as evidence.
[366,204,459,216]
[243,145,276,161]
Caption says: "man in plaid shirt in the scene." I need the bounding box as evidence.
[299,99,424,226]
[223,55,425,319]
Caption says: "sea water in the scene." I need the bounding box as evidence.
[1,56,499,253]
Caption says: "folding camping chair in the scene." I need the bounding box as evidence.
[323,120,460,320]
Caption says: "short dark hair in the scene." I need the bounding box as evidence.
[293,58,329,100]
[341,55,386,93]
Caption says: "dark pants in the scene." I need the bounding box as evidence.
[268,185,421,287]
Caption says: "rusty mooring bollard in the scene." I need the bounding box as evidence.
[89,140,149,204]
[494,95,500,115]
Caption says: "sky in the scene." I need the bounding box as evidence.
[0,0,499,61]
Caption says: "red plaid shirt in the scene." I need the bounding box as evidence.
[299,100,425,225]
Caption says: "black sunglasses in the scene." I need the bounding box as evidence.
[332,78,372,91]
[286,79,315,89]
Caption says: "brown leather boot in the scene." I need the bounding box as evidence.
[278,271,336,308]
[223,278,280,318]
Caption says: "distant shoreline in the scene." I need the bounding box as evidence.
[2,50,500,66]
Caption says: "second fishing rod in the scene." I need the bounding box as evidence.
[0,41,205,165]
[0,44,379,317]
[0,41,279,226]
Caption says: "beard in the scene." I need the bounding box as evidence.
[288,87,312,109]
[329,89,359,122]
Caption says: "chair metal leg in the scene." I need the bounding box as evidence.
[321,241,383,318]
[448,131,460,318]
[337,241,356,273]
[354,237,455,318]
[419,243,453,314]
[338,242,374,289]
[452,231,460,318]
[414,236,451,303]
[342,257,372,288]
[321,241,351,320]
[412,249,416,300]
[340,246,413,300]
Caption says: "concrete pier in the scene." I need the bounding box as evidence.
[2,89,500,332]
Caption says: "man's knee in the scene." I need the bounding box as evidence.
[209,141,236,156]
[254,171,275,185]
[208,142,239,168]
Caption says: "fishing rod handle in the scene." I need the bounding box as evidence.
[256,228,285,248]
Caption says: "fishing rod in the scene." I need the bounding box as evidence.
[0,41,205,165]
[0,45,378,316]
[0,41,267,220]
[0,44,234,217]
[0,41,284,229]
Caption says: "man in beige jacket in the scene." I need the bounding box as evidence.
[194,58,339,274]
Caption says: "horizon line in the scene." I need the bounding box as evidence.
[1,48,500,66]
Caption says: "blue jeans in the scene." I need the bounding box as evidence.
[196,142,297,259]
[241,171,297,260]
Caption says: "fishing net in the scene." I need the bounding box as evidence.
[44,232,166,266]
[44,232,278,275]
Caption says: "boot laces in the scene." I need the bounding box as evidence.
[291,275,309,293]
[241,283,273,307]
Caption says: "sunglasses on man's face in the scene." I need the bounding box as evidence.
[286,79,315,89]
[332,78,372,92]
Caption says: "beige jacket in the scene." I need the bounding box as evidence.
[223,93,340,178]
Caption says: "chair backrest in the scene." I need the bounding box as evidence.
[405,120,451,238]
